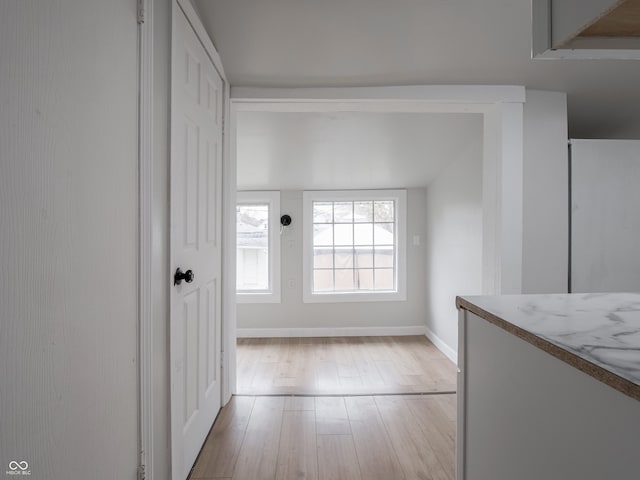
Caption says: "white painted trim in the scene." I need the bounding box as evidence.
[480,103,524,294]
[236,191,281,303]
[558,36,640,50]
[137,0,154,478]
[534,48,640,60]
[232,101,499,114]
[481,107,499,294]
[424,327,457,365]
[222,85,236,403]
[232,85,526,103]
[237,325,427,338]
[497,103,524,294]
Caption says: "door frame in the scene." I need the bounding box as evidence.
[138,1,233,478]
[225,86,526,393]
[138,0,154,478]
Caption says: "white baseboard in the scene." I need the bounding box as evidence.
[425,326,458,365]
[236,325,427,338]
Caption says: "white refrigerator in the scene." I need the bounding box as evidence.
[570,139,640,293]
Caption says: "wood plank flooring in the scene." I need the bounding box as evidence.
[190,393,456,480]
[192,337,457,479]
[236,336,456,395]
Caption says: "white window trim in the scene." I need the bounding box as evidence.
[302,189,407,303]
[237,191,281,303]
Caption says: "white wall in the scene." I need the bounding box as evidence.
[425,90,569,357]
[522,90,569,294]
[425,138,484,356]
[237,188,427,332]
[0,1,139,478]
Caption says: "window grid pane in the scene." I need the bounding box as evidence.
[314,247,333,269]
[313,202,333,223]
[374,268,395,291]
[311,199,396,293]
[313,269,334,291]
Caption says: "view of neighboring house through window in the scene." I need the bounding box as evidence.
[303,190,407,303]
[236,191,281,303]
[237,204,269,290]
[313,200,395,291]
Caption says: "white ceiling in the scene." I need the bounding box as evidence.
[236,111,483,190]
[194,0,640,138]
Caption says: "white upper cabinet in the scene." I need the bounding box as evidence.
[532,0,640,59]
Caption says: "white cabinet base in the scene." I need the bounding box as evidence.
[458,310,640,480]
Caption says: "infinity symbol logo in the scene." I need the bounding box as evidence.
[8,461,29,471]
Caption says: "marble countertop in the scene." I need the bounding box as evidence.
[456,293,640,401]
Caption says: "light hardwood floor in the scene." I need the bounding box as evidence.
[190,393,456,480]
[236,336,456,395]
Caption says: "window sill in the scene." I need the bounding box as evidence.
[302,290,406,304]
[237,292,281,304]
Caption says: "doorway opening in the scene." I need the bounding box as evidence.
[224,87,526,397]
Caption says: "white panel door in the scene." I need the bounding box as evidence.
[571,140,640,293]
[171,8,224,479]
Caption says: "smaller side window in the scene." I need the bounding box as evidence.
[236,191,281,303]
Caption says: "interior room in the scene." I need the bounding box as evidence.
[234,110,483,396]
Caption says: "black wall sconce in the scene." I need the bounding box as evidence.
[280,214,292,234]
[280,214,292,227]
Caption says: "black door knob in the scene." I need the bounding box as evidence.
[174,268,194,286]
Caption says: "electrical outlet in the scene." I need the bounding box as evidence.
[413,235,421,246]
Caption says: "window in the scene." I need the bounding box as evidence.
[236,191,280,303]
[303,190,407,303]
